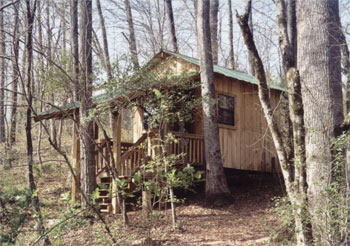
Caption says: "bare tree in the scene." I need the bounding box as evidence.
[197,0,231,204]
[71,0,79,103]
[247,2,255,76]
[46,1,57,146]
[70,0,80,205]
[9,1,19,146]
[340,24,350,114]
[24,0,51,244]
[96,0,112,79]
[0,0,6,143]
[226,0,234,69]
[124,0,139,68]
[209,0,219,64]
[237,0,313,244]
[79,0,96,205]
[165,0,178,52]
[297,0,343,242]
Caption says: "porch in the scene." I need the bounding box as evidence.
[71,111,205,213]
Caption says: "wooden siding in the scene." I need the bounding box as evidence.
[132,107,144,143]
[133,55,281,172]
[193,73,280,172]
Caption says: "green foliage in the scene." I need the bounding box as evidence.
[0,185,32,245]
[133,133,203,208]
[37,52,74,98]
[319,133,350,245]
[270,196,295,245]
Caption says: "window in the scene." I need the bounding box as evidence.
[218,94,235,126]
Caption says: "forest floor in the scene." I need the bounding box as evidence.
[1,138,287,246]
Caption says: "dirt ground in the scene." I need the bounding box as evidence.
[42,172,283,246]
[1,141,285,246]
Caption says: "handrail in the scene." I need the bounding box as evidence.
[119,133,148,177]
[170,131,204,140]
[95,131,204,179]
[168,131,204,165]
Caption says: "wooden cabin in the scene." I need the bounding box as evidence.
[34,50,284,212]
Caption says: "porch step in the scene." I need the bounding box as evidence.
[97,175,135,213]
[99,203,112,213]
[100,176,112,184]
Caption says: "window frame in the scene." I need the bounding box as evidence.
[216,91,236,130]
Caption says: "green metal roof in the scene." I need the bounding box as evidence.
[35,50,285,121]
[162,50,286,92]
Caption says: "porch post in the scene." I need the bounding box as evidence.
[72,111,80,204]
[111,111,121,214]
[93,121,99,140]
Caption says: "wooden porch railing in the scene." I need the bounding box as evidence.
[170,132,204,165]
[119,133,148,177]
[95,131,204,179]
[95,140,133,176]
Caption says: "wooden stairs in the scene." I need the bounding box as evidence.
[94,131,204,213]
[97,176,113,213]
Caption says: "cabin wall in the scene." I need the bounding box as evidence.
[193,73,280,172]
[132,107,144,143]
[131,54,282,172]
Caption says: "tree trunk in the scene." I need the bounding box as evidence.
[339,18,350,245]
[24,1,51,245]
[71,0,79,103]
[0,0,6,143]
[80,0,96,205]
[36,0,44,166]
[165,0,178,52]
[238,1,313,244]
[340,25,350,115]
[226,0,234,69]
[247,5,255,76]
[96,0,112,79]
[297,0,343,243]
[197,0,231,204]
[46,1,57,146]
[124,0,139,69]
[68,0,80,203]
[9,2,19,147]
[209,0,219,65]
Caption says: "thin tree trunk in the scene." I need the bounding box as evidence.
[169,186,176,229]
[165,0,178,52]
[9,2,19,147]
[340,25,350,115]
[238,1,313,244]
[36,0,44,166]
[61,1,67,53]
[24,1,51,245]
[96,0,112,79]
[297,1,343,242]
[247,5,255,76]
[209,0,219,65]
[227,0,234,69]
[124,0,139,69]
[80,0,96,206]
[57,119,63,149]
[0,0,5,143]
[339,15,350,245]
[46,1,57,146]
[69,0,80,202]
[197,0,232,204]
[71,0,79,103]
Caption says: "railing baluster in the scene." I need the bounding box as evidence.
[189,138,192,163]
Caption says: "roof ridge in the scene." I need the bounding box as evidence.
[161,49,286,92]
[162,49,253,77]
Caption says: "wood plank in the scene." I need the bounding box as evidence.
[111,111,122,214]
[72,113,80,204]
